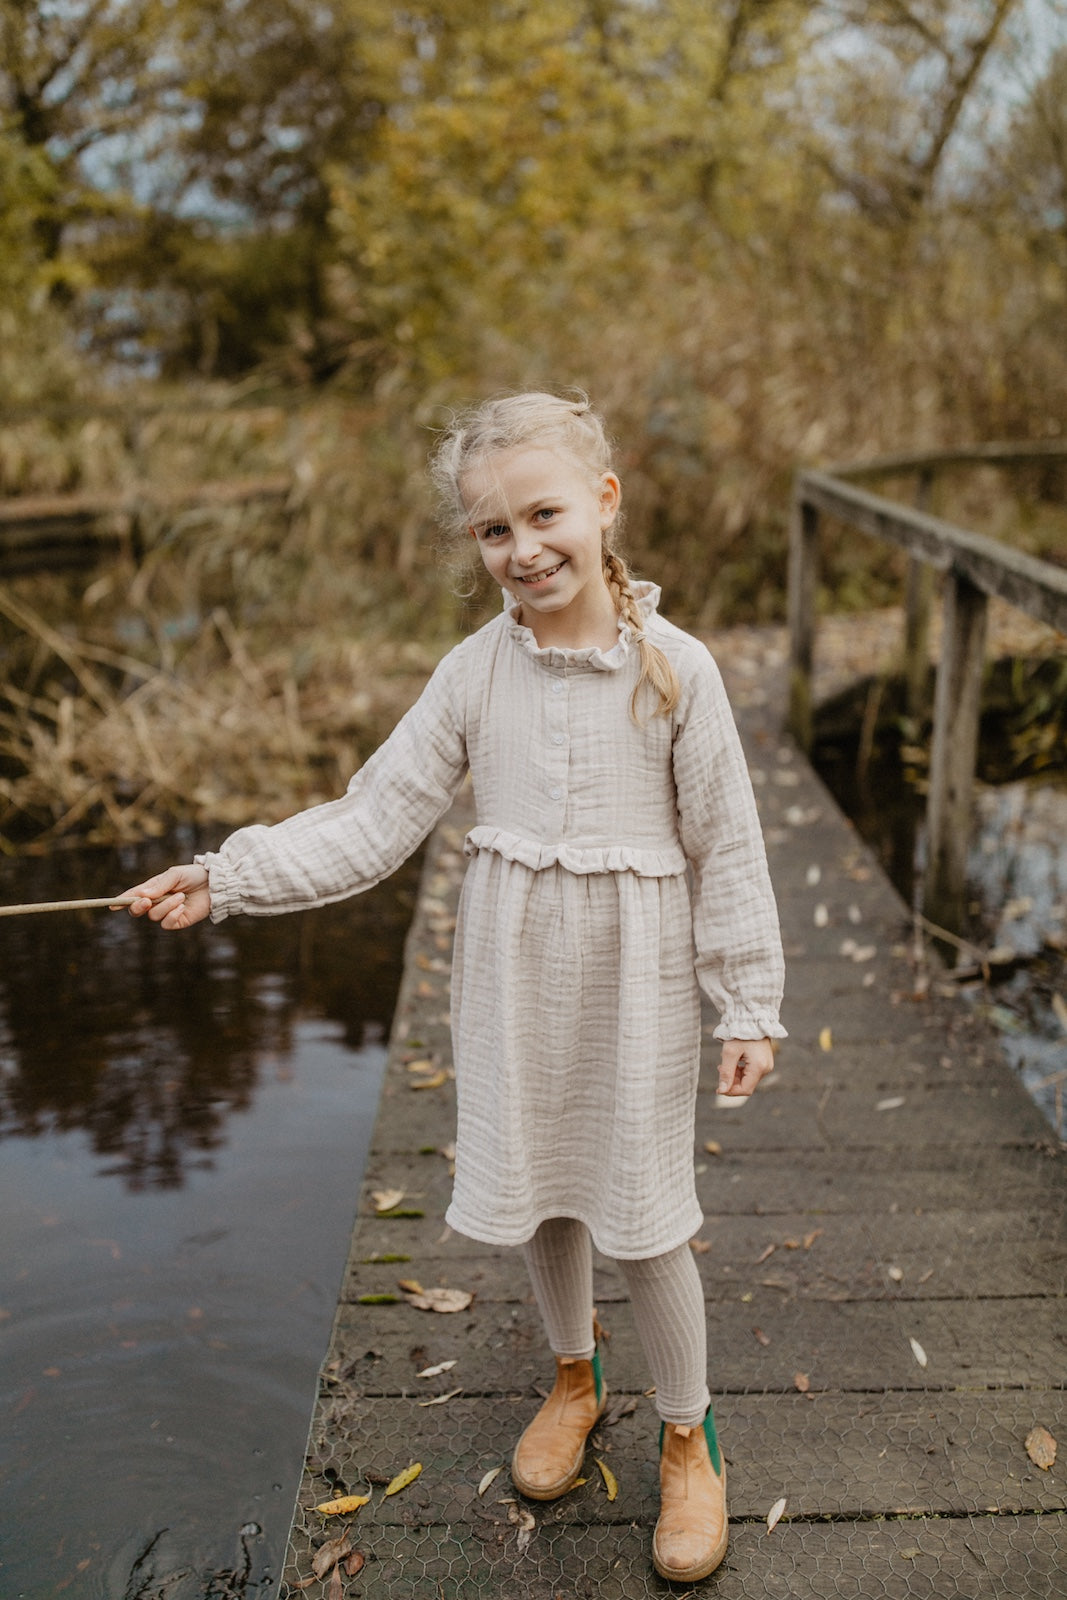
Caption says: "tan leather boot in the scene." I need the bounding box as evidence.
[511,1349,606,1500]
[652,1410,728,1582]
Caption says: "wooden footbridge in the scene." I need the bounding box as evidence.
[277,620,1066,1597]
[4,421,1065,1593]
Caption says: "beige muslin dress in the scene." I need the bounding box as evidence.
[198,583,785,1259]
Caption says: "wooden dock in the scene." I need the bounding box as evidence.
[279,629,1066,1598]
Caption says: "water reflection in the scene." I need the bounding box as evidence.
[0,834,418,1187]
[0,833,422,1599]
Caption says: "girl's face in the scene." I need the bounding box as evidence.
[462,446,621,646]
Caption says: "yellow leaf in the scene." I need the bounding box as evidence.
[595,1458,618,1501]
[766,1495,787,1531]
[1025,1425,1057,1470]
[405,1058,436,1073]
[478,1465,503,1495]
[396,1278,424,1294]
[371,1188,404,1213]
[702,1140,722,1156]
[411,1069,447,1090]
[383,1462,422,1497]
[315,1494,371,1516]
[794,1372,810,1393]
[818,1027,832,1052]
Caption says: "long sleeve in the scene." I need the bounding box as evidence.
[197,648,469,921]
[672,649,786,1040]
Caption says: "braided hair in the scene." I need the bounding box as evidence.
[431,391,680,722]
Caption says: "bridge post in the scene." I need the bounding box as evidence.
[903,468,935,718]
[923,569,988,939]
[787,489,819,752]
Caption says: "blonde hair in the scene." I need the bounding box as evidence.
[431,391,680,721]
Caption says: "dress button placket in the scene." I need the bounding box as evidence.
[547,674,567,813]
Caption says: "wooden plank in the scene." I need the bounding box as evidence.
[923,572,988,935]
[798,471,1067,632]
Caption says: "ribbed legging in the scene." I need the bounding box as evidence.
[522,1217,711,1426]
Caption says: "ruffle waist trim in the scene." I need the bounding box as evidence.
[463,825,687,877]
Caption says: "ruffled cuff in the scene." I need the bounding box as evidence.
[194,851,241,923]
[711,1011,787,1042]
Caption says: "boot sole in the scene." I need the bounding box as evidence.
[511,1391,608,1501]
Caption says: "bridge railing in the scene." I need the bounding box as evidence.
[787,443,1067,938]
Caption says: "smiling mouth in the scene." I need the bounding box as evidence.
[517,561,565,585]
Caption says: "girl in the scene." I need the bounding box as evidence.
[123,392,785,1583]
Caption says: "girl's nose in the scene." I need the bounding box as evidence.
[512,529,544,565]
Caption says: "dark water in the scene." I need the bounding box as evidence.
[812,678,1067,1137]
[0,833,421,1599]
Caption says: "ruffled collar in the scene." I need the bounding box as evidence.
[502,580,661,671]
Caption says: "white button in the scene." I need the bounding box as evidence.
[549,787,562,800]
[552,732,565,745]
[551,681,563,694]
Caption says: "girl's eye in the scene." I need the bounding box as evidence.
[480,524,509,540]
[534,507,556,522]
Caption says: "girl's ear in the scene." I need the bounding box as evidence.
[598,472,621,527]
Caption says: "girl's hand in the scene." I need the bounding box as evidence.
[121,863,211,930]
[718,1037,775,1097]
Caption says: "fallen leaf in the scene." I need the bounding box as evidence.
[806,864,821,885]
[1052,994,1067,1034]
[405,1057,436,1072]
[851,945,877,962]
[478,1465,503,1495]
[417,1360,457,1379]
[328,1564,343,1600]
[602,1396,639,1426]
[1024,1425,1057,1471]
[877,1096,906,1112]
[596,1458,619,1501]
[315,1494,371,1515]
[403,1287,474,1313]
[909,1337,928,1369]
[396,1278,424,1295]
[766,1496,787,1531]
[752,1326,771,1347]
[690,1237,711,1254]
[312,1532,353,1577]
[411,1069,448,1090]
[383,1462,422,1496]
[703,1140,722,1156]
[887,1266,904,1283]
[417,1386,463,1407]
[818,1027,833,1052]
[814,904,829,927]
[371,1188,404,1213]
[783,1237,800,1249]
[755,1243,776,1264]
[439,1142,457,1161]
[793,1372,810,1393]
[802,1229,823,1249]
[345,1551,366,1577]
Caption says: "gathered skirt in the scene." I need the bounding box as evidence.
[444,847,704,1260]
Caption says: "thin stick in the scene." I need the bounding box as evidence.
[0,895,161,918]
